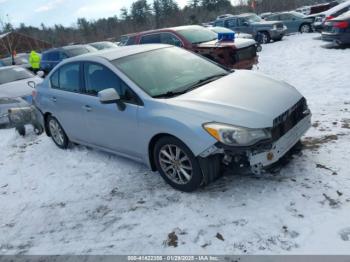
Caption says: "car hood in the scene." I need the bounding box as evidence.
[166,70,303,128]
[196,38,256,49]
[0,76,42,98]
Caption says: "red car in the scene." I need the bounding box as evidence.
[119,25,259,70]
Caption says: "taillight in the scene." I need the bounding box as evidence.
[325,16,334,21]
[32,90,37,99]
[334,21,349,29]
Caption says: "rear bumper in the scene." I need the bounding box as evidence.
[248,114,311,173]
[322,32,350,44]
[232,56,259,70]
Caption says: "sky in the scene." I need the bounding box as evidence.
[0,0,238,27]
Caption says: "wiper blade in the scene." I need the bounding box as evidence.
[153,73,228,99]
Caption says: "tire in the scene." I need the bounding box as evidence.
[47,116,69,149]
[300,24,312,33]
[259,31,271,44]
[154,136,204,192]
[16,126,26,136]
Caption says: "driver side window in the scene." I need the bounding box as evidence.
[83,62,138,104]
[160,33,183,47]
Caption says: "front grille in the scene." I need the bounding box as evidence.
[236,45,257,62]
[271,98,308,141]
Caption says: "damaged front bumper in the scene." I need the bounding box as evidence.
[248,114,311,174]
[200,114,312,174]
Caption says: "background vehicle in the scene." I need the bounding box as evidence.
[322,10,350,45]
[120,25,258,70]
[0,66,43,127]
[313,0,350,31]
[309,1,340,14]
[88,41,119,50]
[0,53,33,69]
[260,12,274,19]
[214,13,287,44]
[295,6,311,15]
[35,45,311,192]
[40,44,97,74]
[265,11,314,33]
[209,26,262,52]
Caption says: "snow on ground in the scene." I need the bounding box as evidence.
[1,33,350,255]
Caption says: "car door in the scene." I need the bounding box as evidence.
[47,62,91,142]
[225,18,239,32]
[48,51,60,72]
[80,62,141,158]
[279,13,296,33]
[236,18,253,34]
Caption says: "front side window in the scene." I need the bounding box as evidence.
[140,34,161,44]
[113,47,228,98]
[160,33,182,47]
[50,63,80,92]
[83,62,137,103]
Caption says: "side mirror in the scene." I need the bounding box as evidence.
[243,21,249,26]
[98,88,125,111]
[36,70,45,78]
[27,81,36,89]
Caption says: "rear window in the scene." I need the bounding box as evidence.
[140,34,161,44]
[65,47,90,57]
[0,67,34,85]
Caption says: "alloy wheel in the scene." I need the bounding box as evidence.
[301,24,310,33]
[49,119,65,146]
[159,144,193,185]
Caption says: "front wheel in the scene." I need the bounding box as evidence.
[47,116,69,149]
[154,136,204,192]
[257,31,271,44]
[300,24,312,33]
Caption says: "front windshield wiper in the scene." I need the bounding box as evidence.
[153,73,229,99]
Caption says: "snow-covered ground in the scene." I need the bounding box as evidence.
[1,33,350,255]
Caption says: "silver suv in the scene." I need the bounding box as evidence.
[34,45,311,192]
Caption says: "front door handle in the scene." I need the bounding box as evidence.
[51,96,57,102]
[82,105,92,112]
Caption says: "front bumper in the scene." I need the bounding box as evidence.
[270,27,287,39]
[248,114,311,173]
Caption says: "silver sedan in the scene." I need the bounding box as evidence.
[34,45,311,192]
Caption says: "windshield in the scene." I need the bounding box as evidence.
[290,11,305,18]
[91,42,117,50]
[66,47,91,57]
[113,47,228,98]
[176,27,218,44]
[245,14,262,23]
[0,67,34,85]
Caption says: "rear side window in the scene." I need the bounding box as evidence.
[160,33,182,47]
[83,62,138,104]
[140,34,161,44]
[215,20,225,27]
[50,63,81,92]
[226,19,237,27]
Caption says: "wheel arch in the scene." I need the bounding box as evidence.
[148,133,180,171]
[43,112,52,136]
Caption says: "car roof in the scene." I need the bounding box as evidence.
[64,44,170,62]
[122,25,207,37]
[323,0,350,15]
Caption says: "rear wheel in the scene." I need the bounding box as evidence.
[47,116,69,149]
[154,136,204,192]
[300,24,312,33]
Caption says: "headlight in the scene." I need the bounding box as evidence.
[203,123,271,146]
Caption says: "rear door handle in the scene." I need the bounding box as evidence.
[51,97,57,102]
[82,105,92,112]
